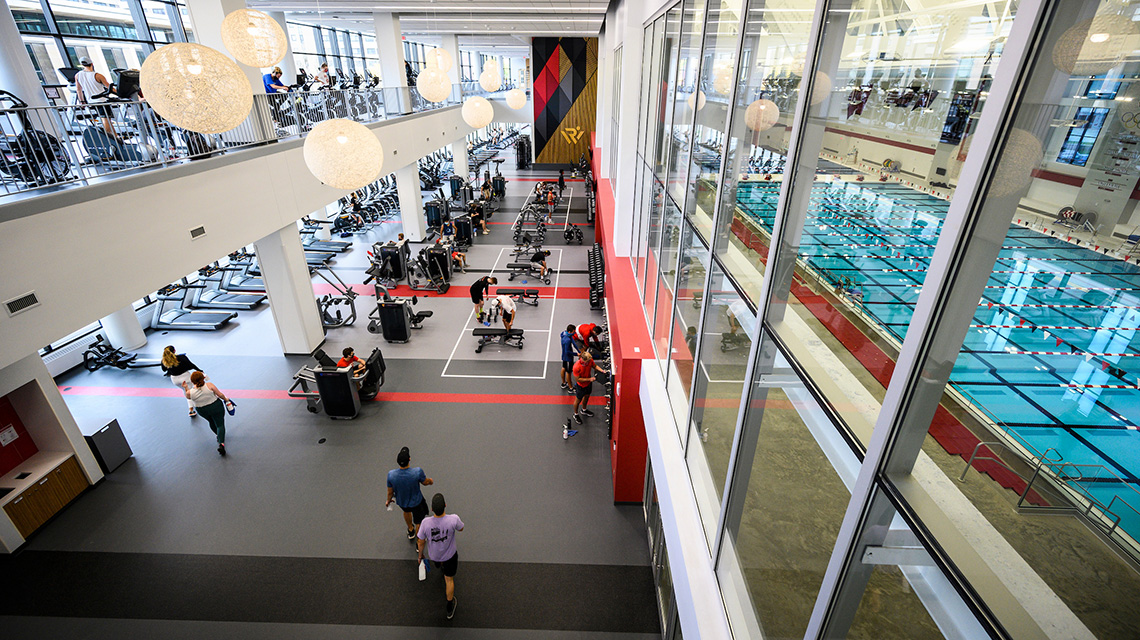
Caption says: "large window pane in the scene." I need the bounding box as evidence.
[663,0,704,200]
[917,1,1140,637]
[141,1,179,43]
[666,221,710,429]
[712,0,815,304]
[653,195,684,361]
[11,0,50,33]
[52,0,142,40]
[763,0,1018,441]
[717,327,851,635]
[681,0,741,242]
[686,263,754,539]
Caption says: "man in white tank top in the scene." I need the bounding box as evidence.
[74,57,116,137]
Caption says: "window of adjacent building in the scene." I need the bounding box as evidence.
[1056,107,1109,167]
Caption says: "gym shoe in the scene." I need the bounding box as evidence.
[407,528,416,540]
[189,409,197,418]
[573,413,582,425]
[560,382,569,390]
[446,597,457,619]
[582,409,595,418]
[217,444,226,456]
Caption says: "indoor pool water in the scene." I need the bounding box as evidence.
[738,179,1140,538]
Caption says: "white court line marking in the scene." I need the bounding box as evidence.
[441,247,504,378]
[541,248,564,381]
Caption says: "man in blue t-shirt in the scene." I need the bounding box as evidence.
[385,446,434,540]
[559,324,580,392]
[262,67,290,94]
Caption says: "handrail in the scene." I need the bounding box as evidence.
[0,83,490,202]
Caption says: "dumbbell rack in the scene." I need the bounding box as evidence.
[588,243,605,311]
[512,184,549,245]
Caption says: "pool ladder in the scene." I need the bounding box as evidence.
[960,441,1140,568]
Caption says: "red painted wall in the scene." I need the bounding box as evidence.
[0,396,39,475]
[592,136,654,503]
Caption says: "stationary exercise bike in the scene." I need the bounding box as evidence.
[0,90,71,186]
[81,336,162,372]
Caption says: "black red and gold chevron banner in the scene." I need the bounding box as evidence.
[532,37,598,164]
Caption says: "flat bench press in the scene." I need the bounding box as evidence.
[497,288,540,307]
[473,327,525,353]
[507,262,551,284]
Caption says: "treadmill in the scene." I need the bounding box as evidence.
[220,264,265,292]
[302,233,352,253]
[248,252,333,276]
[151,283,237,330]
[189,267,267,310]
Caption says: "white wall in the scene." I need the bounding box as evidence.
[0,102,526,372]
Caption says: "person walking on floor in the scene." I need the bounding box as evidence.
[560,324,580,393]
[162,346,203,418]
[182,371,234,456]
[572,350,607,425]
[558,169,566,196]
[386,446,434,540]
[470,275,497,323]
[417,493,464,619]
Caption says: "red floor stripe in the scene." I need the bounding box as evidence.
[59,386,606,406]
[310,283,590,299]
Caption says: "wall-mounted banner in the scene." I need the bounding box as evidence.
[532,37,598,164]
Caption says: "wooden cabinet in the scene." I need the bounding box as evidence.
[2,456,89,539]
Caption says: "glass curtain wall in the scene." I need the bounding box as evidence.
[288,22,378,84]
[12,0,192,101]
[628,0,1140,636]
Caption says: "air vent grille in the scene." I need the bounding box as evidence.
[4,291,40,316]
[190,226,206,239]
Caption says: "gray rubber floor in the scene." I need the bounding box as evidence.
[2,148,659,637]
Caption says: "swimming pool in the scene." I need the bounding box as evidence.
[737,179,1140,538]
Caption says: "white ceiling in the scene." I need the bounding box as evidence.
[246,0,607,41]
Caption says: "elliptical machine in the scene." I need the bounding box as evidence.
[0,90,71,186]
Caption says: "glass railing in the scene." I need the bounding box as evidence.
[0,83,475,202]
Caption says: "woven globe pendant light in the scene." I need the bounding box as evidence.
[463,96,494,129]
[745,99,779,132]
[417,67,451,103]
[712,63,734,95]
[479,67,502,92]
[686,90,706,112]
[303,119,384,190]
[426,47,453,72]
[1052,14,1139,75]
[505,88,527,110]
[140,43,252,134]
[220,9,287,68]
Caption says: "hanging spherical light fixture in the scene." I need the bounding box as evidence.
[713,63,734,95]
[303,119,384,190]
[988,128,1042,198]
[505,88,527,110]
[810,71,832,106]
[220,9,288,68]
[1052,14,1139,75]
[463,96,494,128]
[140,43,252,135]
[479,67,502,92]
[686,90,706,112]
[417,67,451,103]
[745,99,780,132]
[426,47,453,72]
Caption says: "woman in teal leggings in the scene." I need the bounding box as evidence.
[183,371,234,456]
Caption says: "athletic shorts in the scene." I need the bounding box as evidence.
[574,382,593,399]
[85,103,114,119]
[562,359,574,373]
[471,291,484,304]
[433,552,459,577]
[503,311,514,323]
[402,498,429,525]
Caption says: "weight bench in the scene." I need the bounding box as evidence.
[473,327,525,353]
[497,288,539,306]
[507,262,551,284]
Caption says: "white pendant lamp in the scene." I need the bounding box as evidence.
[462,96,494,128]
[479,67,502,92]
[686,90,706,112]
[810,71,832,106]
[417,67,451,103]
[1052,14,1139,75]
[140,43,252,134]
[712,63,734,95]
[745,99,780,132]
[220,9,287,68]
[988,128,1042,198]
[303,119,384,190]
[426,48,453,73]
[505,88,527,110]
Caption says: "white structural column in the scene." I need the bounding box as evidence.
[438,34,461,86]
[100,306,147,351]
[0,0,49,107]
[395,164,426,241]
[451,141,470,182]
[267,11,296,80]
[253,225,325,355]
[611,4,645,256]
[373,12,412,112]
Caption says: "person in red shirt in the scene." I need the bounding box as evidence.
[571,350,607,425]
[337,347,366,376]
[576,323,604,350]
[545,188,556,223]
